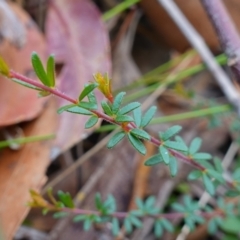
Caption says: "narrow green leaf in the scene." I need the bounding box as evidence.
[46,55,55,87]
[53,212,69,219]
[213,157,223,174]
[57,191,74,208]
[145,196,156,209]
[133,107,141,127]
[65,106,92,115]
[79,83,98,101]
[160,145,170,164]
[169,156,178,177]
[175,136,188,151]
[119,102,141,115]
[185,217,195,230]
[83,218,92,231]
[79,101,97,110]
[85,116,98,129]
[127,133,146,155]
[188,170,202,180]
[226,190,240,197]
[164,140,188,152]
[115,115,134,122]
[107,131,126,149]
[129,215,142,228]
[144,154,163,166]
[172,203,185,212]
[31,52,50,86]
[12,78,42,91]
[38,90,50,97]
[141,106,157,128]
[233,168,240,180]
[154,221,163,237]
[103,195,116,212]
[192,153,212,161]
[88,91,97,104]
[207,169,224,183]
[73,215,88,222]
[161,218,174,232]
[112,92,126,114]
[161,125,182,141]
[101,101,112,115]
[57,104,75,114]
[0,56,10,76]
[95,193,103,210]
[124,218,132,234]
[202,174,215,195]
[112,218,120,236]
[130,129,150,140]
[136,198,144,210]
[208,219,217,234]
[189,137,202,154]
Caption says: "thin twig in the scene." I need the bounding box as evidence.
[157,0,240,115]
[201,0,240,83]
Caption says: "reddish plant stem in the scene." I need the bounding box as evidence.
[201,0,240,83]
[10,70,206,171]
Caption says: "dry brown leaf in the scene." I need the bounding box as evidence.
[0,2,47,127]
[0,99,57,240]
[45,0,111,157]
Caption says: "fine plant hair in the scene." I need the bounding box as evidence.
[1,53,240,237]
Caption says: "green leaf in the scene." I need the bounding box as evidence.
[160,145,170,164]
[161,125,182,141]
[144,154,163,166]
[88,91,97,104]
[202,174,215,195]
[130,129,150,140]
[95,193,103,210]
[133,107,141,127]
[85,116,98,129]
[79,101,97,110]
[220,217,240,234]
[127,133,146,155]
[169,156,178,177]
[124,218,132,234]
[154,221,163,237]
[115,115,134,122]
[38,90,50,97]
[101,101,112,115]
[192,153,212,161]
[83,218,92,231]
[141,106,157,128]
[79,83,98,101]
[164,140,188,152]
[185,217,195,230]
[207,169,224,183]
[226,190,240,197]
[65,106,92,115]
[107,131,126,149]
[12,78,43,91]
[46,55,55,87]
[53,212,69,219]
[208,219,217,234]
[112,92,126,114]
[136,198,144,210]
[161,218,174,232]
[31,52,50,86]
[213,157,223,174]
[233,168,240,180]
[57,191,74,208]
[73,215,88,222]
[188,170,202,180]
[0,56,10,76]
[172,203,185,212]
[57,104,76,114]
[103,194,116,213]
[119,102,141,115]
[129,215,142,228]
[189,137,202,154]
[112,218,120,236]
[145,196,156,209]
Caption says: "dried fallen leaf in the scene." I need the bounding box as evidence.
[0,2,47,127]
[45,0,111,157]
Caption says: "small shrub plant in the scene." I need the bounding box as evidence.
[1,53,240,237]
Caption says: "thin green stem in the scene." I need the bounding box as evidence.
[102,0,140,21]
[0,134,55,148]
